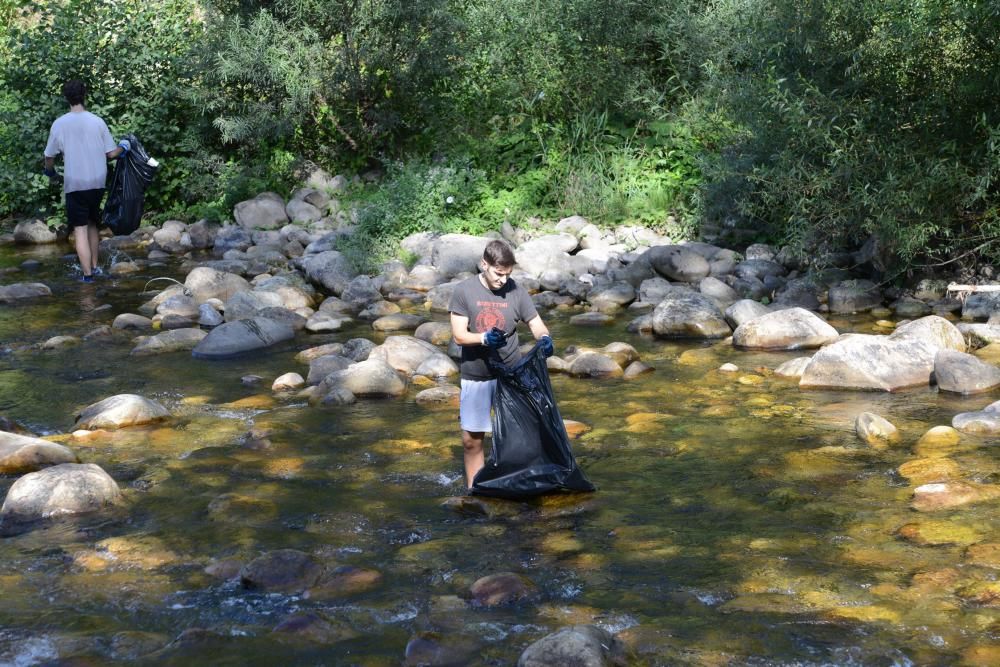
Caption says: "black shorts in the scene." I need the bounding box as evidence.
[65,189,105,229]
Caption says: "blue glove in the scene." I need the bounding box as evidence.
[43,167,62,184]
[117,139,131,155]
[539,335,554,357]
[483,327,507,348]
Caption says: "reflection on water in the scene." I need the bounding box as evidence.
[1,246,1000,664]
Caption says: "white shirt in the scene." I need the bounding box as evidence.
[44,110,116,193]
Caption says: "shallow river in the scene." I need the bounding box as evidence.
[1,244,999,666]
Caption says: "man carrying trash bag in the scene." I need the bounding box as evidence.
[449,239,594,497]
[43,79,131,282]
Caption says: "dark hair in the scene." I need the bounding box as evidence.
[483,239,516,267]
[62,80,86,106]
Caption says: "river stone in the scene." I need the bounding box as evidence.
[623,361,653,379]
[426,281,461,312]
[414,321,452,346]
[156,293,200,319]
[305,312,351,332]
[234,193,289,230]
[131,328,208,356]
[307,565,383,600]
[295,342,344,363]
[934,349,1000,394]
[319,358,406,398]
[898,457,960,485]
[158,314,197,330]
[184,267,251,304]
[891,315,965,352]
[372,313,428,332]
[589,282,635,309]
[240,549,322,593]
[369,335,439,375]
[774,357,811,378]
[256,307,307,331]
[109,260,141,276]
[733,307,838,350]
[403,264,444,291]
[952,401,1000,435]
[414,353,459,378]
[75,394,170,429]
[958,323,1000,348]
[0,431,78,474]
[404,632,481,667]
[600,342,640,367]
[567,352,623,379]
[415,385,460,407]
[651,287,730,339]
[307,354,355,384]
[516,234,580,277]
[891,296,932,318]
[13,219,58,244]
[517,625,628,667]
[911,482,1000,512]
[855,412,900,448]
[319,387,356,405]
[963,291,1000,320]
[0,283,52,302]
[724,299,770,329]
[896,520,983,547]
[191,317,295,359]
[222,290,284,322]
[570,312,615,327]
[40,335,81,350]
[828,280,883,313]
[734,259,785,282]
[430,234,491,278]
[645,245,709,282]
[469,572,536,607]
[272,611,358,645]
[638,276,673,303]
[0,463,121,535]
[357,300,400,321]
[342,338,376,362]
[295,250,357,295]
[198,304,224,327]
[271,373,305,392]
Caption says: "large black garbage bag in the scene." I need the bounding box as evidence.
[471,343,596,499]
[103,133,158,235]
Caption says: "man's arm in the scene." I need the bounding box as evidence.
[526,315,550,340]
[451,312,485,346]
[44,156,55,170]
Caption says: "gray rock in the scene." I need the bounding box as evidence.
[372,313,428,332]
[734,259,785,282]
[0,431,78,474]
[191,317,295,359]
[75,394,170,429]
[223,290,285,322]
[233,192,289,230]
[426,281,461,313]
[724,299,770,329]
[744,243,777,261]
[131,328,208,356]
[157,293,199,319]
[286,199,322,224]
[320,387,357,405]
[211,224,254,256]
[415,385,460,407]
[341,275,382,307]
[431,234,491,278]
[517,625,628,667]
[774,356,812,378]
[414,353,459,378]
[772,278,822,310]
[0,283,52,302]
[305,312,351,333]
[295,250,357,295]
[567,352,623,378]
[0,463,121,535]
[700,276,739,309]
[588,282,635,310]
[198,304,224,327]
[414,321,453,345]
[891,296,932,318]
[952,400,1000,434]
[570,312,615,327]
[890,315,965,352]
[515,234,581,278]
[934,350,1000,394]
[732,307,839,350]
[342,338,376,362]
[403,264,443,291]
[638,277,673,304]
[855,412,900,447]
[963,291,1000,320]
[646,245,710,282]
[112,313,154,330]
[185,267,251,304]
[651,286,731,339]
[307,354,355,385]
[369,335,439,375]
[241,549,321,593]
[318,358,406,397]
[625,314,654,334]
[958,323,1000,348]
[257,306,307,331]
[13,219,58,244]
[828,279,882,314]
[187,219,220,249]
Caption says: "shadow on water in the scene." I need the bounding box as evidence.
[2,246,1000,664]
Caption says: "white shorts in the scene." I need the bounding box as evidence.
[459,379,496,433]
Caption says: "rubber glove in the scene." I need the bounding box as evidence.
[117,139,131,155]
[539,335,554,357]
[482,327,507,348]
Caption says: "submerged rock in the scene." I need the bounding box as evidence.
[191,316,295,359]
[0,431,78,474]
[952,400,1000,435]
[469,572,536,607]
[131,328,207,356]
[0,463,121,535]
[0,282,52,302]
[855,412,900,448]
[518,625,629,667]
[240,549,322,593]
[75,394,170,430]
[911,482,1000,512]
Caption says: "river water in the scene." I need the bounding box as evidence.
[1,243,999,665]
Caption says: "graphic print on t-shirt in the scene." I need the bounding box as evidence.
[475,300,508,333]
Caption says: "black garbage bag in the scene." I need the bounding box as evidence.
[471,342,596,499]
[103,133,158,235]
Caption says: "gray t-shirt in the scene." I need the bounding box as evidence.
[448,274,539,380]
[44,110,116,193]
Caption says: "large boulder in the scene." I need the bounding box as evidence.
[890,315,965,351]
[192,317,295,359]
[651,286,731,339]
[295,250,357,295]
[233,193,289,230]
[13,219,58,244]
[431,234,491,278]
[517,625,628,667]
[963,291,1000,320]
[185,267,252,304]
[934,350,1000,394]
[318,358,406,398]
[0,431,78,474]
[75,394,170,429]
[646,245,710,282]
[515,234,582,277]
[223,290,285,322]
[732,308,839,350]
[368,335,440,375]
[131,328,208,356]
[0,463,121,535]
[307,354,355,385]
[725,299,770,329]
[0,283,52,303]
[952,400,1000,435]
[827,279,882,314]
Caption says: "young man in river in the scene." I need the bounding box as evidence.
[43,79,131,282]
[449,239,555,488]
